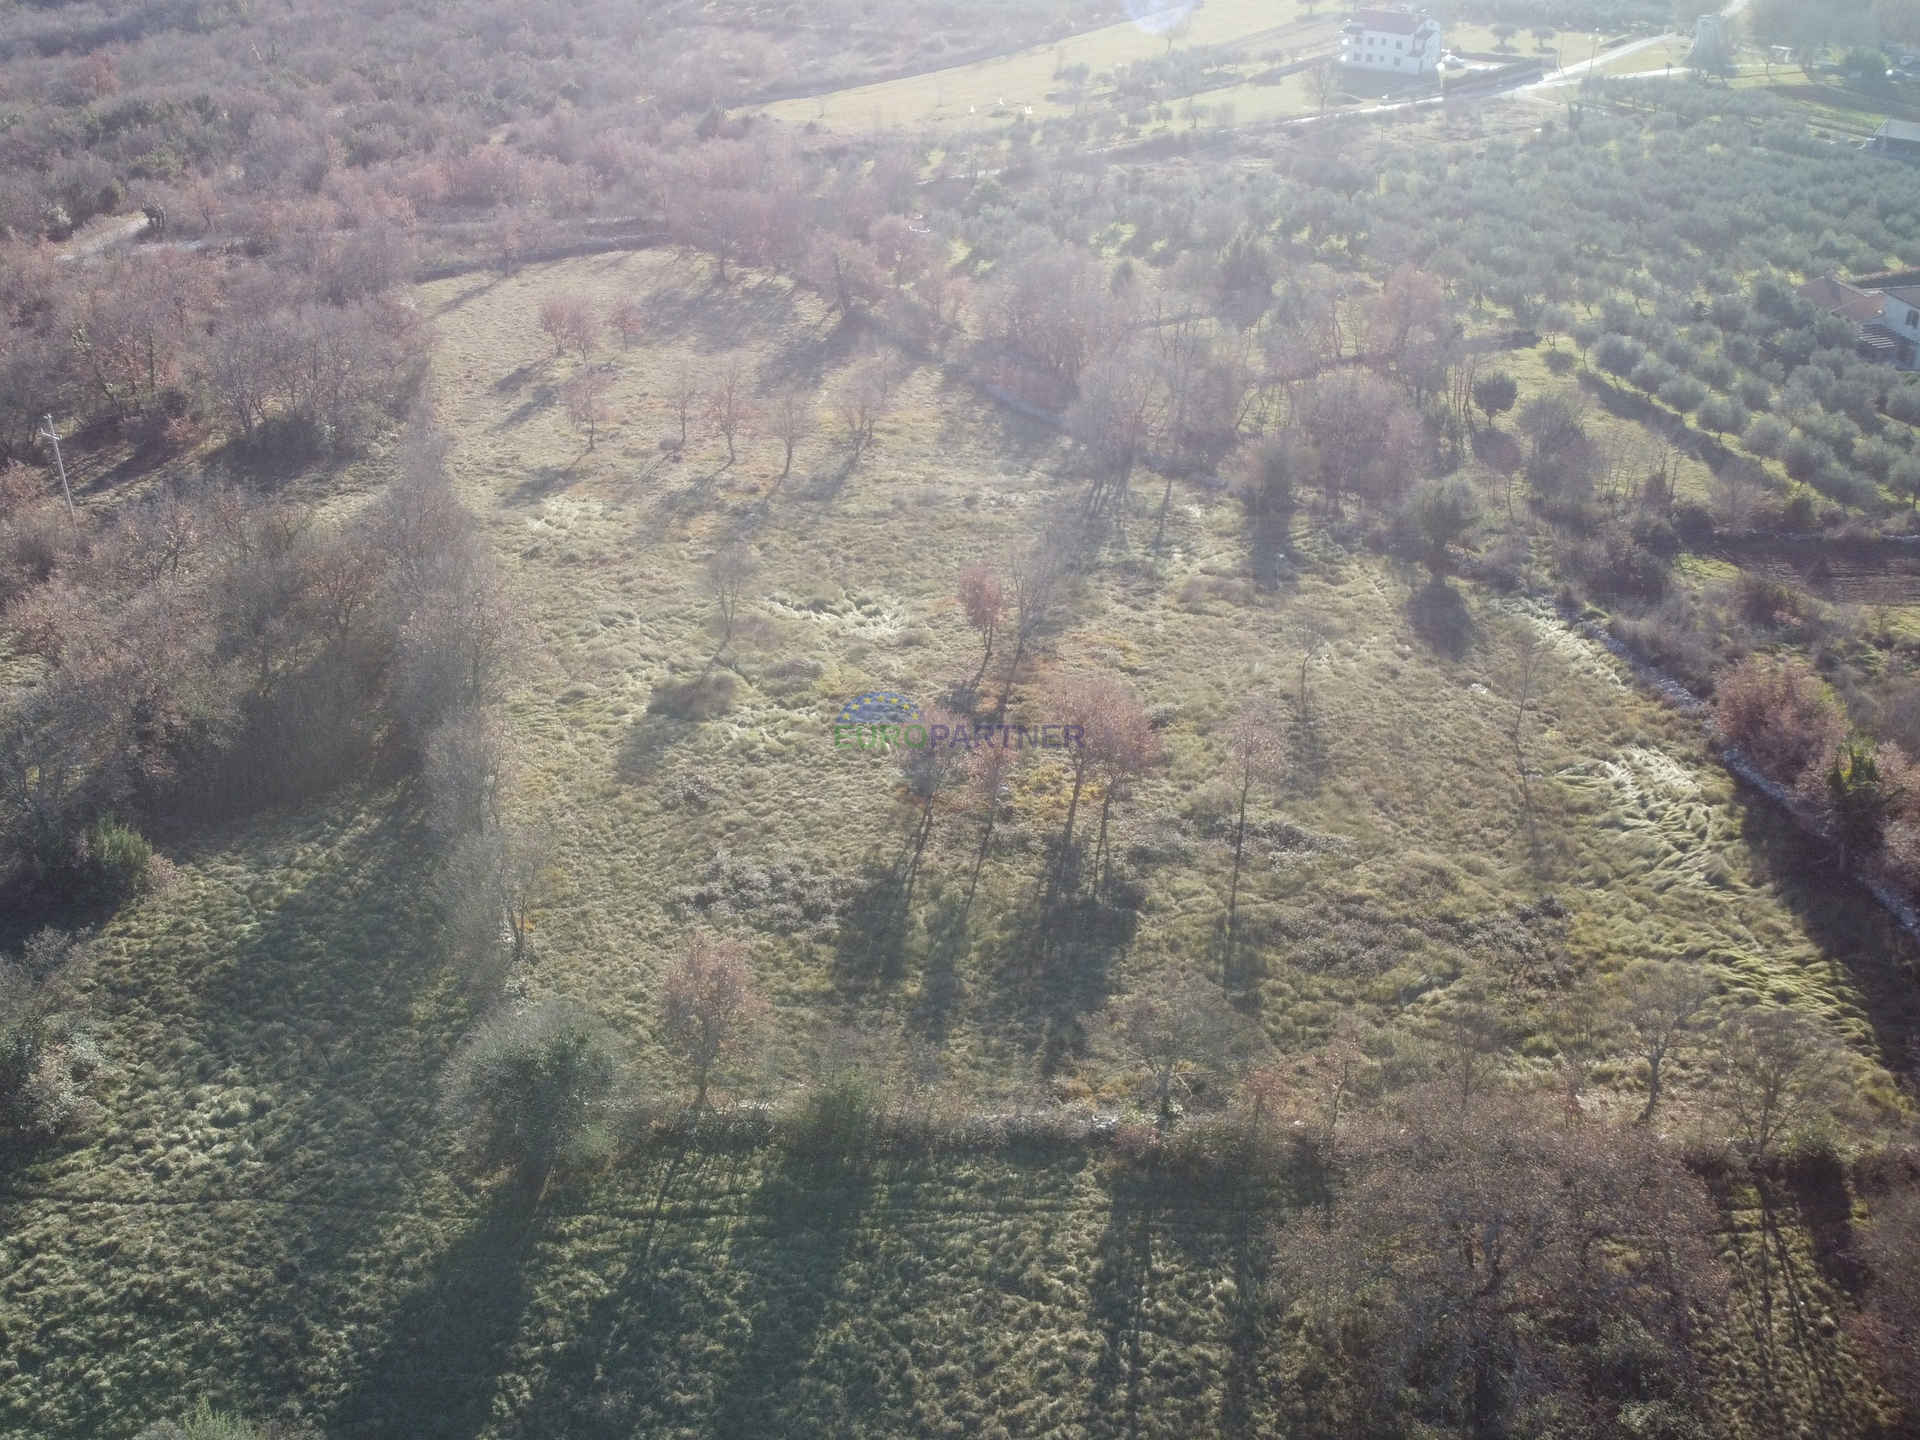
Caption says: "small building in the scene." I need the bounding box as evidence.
[1798,272,1918,368]
[1871,118,1920,156]
[1339,7,1443,76]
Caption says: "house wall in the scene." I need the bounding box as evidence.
[1339,22,1441,73]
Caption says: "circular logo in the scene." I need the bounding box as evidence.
[835,690,923,725]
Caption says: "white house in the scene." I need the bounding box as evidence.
[1339,8,1443,76]
[1799,273,1920,369]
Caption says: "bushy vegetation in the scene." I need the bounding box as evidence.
[0,420,523,927]
[0,928,98,1140]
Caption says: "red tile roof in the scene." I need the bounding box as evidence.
[1798,273,1886,324]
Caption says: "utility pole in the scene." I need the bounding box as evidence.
[37,414,77,529]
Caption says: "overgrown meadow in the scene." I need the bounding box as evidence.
[1,247,1914,1437]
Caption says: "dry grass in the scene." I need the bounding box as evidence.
[755,0,1344,135]
[419,250,1910,1104]
[1,248,1914,1438]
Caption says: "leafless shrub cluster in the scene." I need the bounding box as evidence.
[0,415,527,923]
[1273,1087,1726,1440]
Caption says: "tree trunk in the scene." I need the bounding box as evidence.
[1225,775,1251,979]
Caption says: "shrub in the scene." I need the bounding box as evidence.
[0,929,99,1140]
[786,1070,878,1161]
[1232,434,1302,515]
[440,999,621,1174]
[1409,477,1482,580]
[1713,654,1846,786]
[77,815,153,907]
[1672,501,1715,545]
[658,934,767,1110]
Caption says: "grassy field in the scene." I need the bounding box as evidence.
[3,249,1917,1437]
[756,0,1344,135]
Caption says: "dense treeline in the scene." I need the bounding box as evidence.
[0,418,519,905]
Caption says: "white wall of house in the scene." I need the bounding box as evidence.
[1339,13,1442,75]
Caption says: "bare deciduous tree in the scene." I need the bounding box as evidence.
[537,296,598,361]
[956,562,1004,692]
[996,540,1065,719]
[1617,961,1715,1125]
[1307,58,1340,115]
[666,371,701,453]
[704,361,750,468]
[833,354,897,460]
[1715,1007,1848,1158]
[1102,970,1253,1123]
[1273,1088,1725,1440]
[561,366,612,451]
[700,542,758,677]
[606,298,644,349]
[962,740,1017,905]
[1222,701,1284,981]
[658,933,767,1110]
[766,387,814,483]
[437,822,553,968]
[394,558,528,736]
[1046,674,1160,902]
[895,704,968,904]
[423,710,513,844]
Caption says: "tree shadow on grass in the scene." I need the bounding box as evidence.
[907,881,975,1043]
[1083,1163,1287,1439]
[329,1173,544,1440]
[492,384,557,432]
[505,463,572,506]
[980,853,1141,1075]
[501,1136,879,1439]
[1406,577,1480,659]
[1471,427,1522,477]
[700,1144,878,1438]
[1246,510,1299,593]
[613,712,702,784]
[1739,797,1920,1082]
[639,272,801,355]
[832,848,916,991]
[755,311,868,394]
